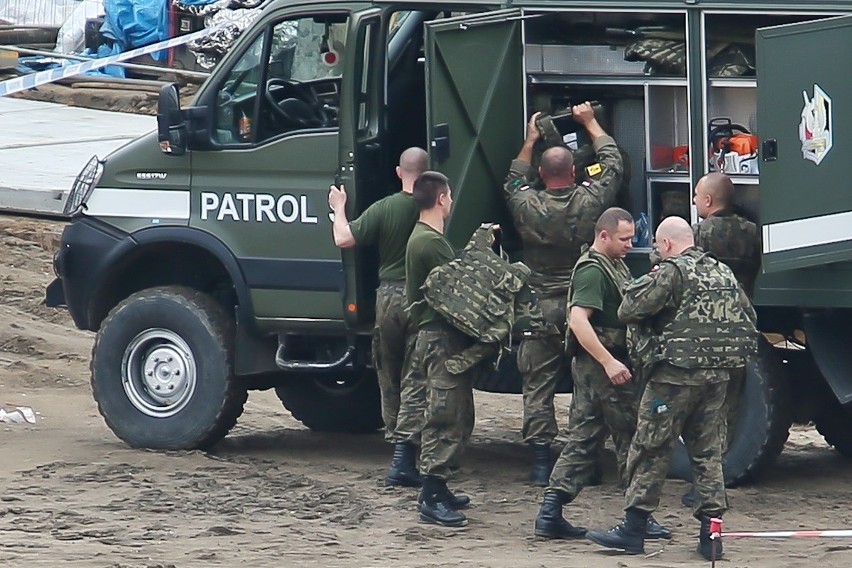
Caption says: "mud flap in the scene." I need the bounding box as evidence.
[802,310,852,407]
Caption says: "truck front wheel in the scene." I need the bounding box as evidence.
[668,335,792,486]
[91,286,247,450]
[275,372,383,433]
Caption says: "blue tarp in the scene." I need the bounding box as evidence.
[100,0,169,61]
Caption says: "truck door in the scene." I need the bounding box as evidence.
[337,7,385,329]
[424,9,525,247]
[189,6,370,325]
[757,15,852,272]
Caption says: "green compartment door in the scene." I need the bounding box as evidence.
[757,15,852,273]
[424,9,525,248]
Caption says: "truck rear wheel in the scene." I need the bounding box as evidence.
[275,371,383,433]
[815,402,852,457]
[668,335,792,486]
[91,286,247,450]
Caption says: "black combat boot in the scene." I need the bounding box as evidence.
[417,487,470,509]
[418,476,467,527]
[529,443,553,487]
[646,515,673,539]
[534,491,587,539]
[681,487,696,508]
[586,508,649,554]
[385,443,422,488]
[697,516,723,561]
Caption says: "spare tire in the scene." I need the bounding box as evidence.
[668,335,792,486]
[275,371,383,433]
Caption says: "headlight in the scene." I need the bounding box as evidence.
[64,155,104,216]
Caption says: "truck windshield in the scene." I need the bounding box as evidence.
[213,14,349,145]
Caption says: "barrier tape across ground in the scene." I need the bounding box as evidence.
[0,25,223,98]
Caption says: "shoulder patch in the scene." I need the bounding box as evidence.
[585,163,602,177]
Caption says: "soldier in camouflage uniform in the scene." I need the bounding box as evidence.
[533,208,672,541]
[681,172,761,507]
[586,217,757,561]
[406,171,473,527]
[329,148,427,488]
[503,103,624,485]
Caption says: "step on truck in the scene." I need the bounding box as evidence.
[46,0,852,485]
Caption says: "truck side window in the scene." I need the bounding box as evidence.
[213,14,349,145]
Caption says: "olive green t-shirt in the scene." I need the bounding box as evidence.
[406,221,456,329]
[570,264,623,329]
[349,191,418,281]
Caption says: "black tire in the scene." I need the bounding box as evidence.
[815,403,852,458]
[91,286,247,450]
[668,336,792,486]
[275,371,383,432]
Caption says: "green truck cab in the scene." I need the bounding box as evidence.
[46,0,852,484]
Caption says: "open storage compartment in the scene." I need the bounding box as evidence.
[522,9,689,251]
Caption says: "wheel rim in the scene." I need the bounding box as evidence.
[121,328,197,417]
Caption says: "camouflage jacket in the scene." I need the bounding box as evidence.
[693,209,761,297]
[565,245,632,357]
[619,248,757,383]
[421,225,557,375]
[502,134,623,298]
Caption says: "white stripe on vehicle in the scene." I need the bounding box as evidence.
[85,188,190,219]
[763,210,852,254]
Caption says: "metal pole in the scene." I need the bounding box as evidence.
[0,45,210,80]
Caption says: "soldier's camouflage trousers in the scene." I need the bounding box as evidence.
[549,351,639,501]
[517,294,566,445]
[415,323,475,480]
[624,375,728,519]
[373,281,425,444]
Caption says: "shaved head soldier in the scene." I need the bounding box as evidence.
[502,103,624,486]
[587,216,757,561]
[328,147,429,488]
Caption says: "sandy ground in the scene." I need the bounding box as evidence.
[2,215,852,568]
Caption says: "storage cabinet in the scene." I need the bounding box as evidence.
[519,8,836,247]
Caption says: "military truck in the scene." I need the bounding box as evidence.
[46,0,852,485]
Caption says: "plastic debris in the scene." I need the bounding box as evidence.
[0,406,37,424]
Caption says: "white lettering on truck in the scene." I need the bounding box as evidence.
[200,192,318,223]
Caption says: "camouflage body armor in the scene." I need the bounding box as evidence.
[661,252,757,368]
[564,246,632,357]
[420,225,557,374]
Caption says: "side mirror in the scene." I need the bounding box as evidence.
[157,83,188,156]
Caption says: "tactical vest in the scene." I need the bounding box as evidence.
[564,246,632,357]
[420,225,557,374]
[660,251,757,368]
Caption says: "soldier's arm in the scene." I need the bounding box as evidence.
[329,184,357,248]
[573,103,623,204]
[503,114,541,200]
[618,264,679,323]
[570,306,631,384]
[738,285,758,325]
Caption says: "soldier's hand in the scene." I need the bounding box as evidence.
[603,357,632,385]
[525,112,542,144]
[572,102,596,126]
[328,184,347,211]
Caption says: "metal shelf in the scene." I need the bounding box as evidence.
[646,172,690,183]
[528,73,687,87]
[729,174,760,185]
[709,77,757,88]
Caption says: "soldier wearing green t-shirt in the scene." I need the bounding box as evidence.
[328,147,427,488]
[406,171,473,528]
[534,208,670,541]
